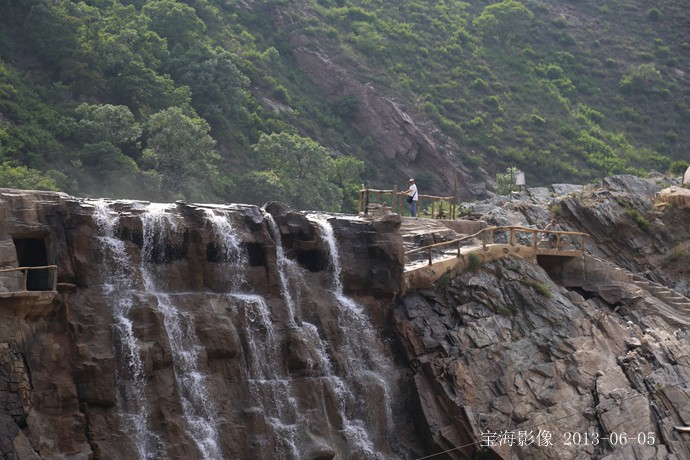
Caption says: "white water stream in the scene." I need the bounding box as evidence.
[92,201,162,459]
[92,202,397,459]
[311,215,395,454]
[141,205,223,459]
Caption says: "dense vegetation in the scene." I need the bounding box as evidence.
[1,0,689,210]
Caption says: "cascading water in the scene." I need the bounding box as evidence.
[92,201,403,458]
[265,214,302,325]
[92,200,163,459]
[205,209,246,291]
[209,212,301,457]
[141,205,223,459]
[311,215,396,455]
[267,212,388,458]
[226,293,301,458]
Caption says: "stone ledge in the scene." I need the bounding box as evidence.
[0,291,58,317]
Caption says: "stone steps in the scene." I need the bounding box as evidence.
[629,274,690,315]
[400,217,470,262]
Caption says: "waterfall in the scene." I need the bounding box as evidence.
[311,215,395,455]
[226,293,300,458]
[92,201,162,459]
[205,209,246,291]
[141,205,223,459]
[88,200,406,458]
[265,214,300,325]
[267,211,391,458]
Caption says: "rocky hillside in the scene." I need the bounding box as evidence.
[395,175,690,459]
[0,175,689,459]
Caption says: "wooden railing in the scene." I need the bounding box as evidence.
[359,187,456,219]
[0,266,58,292]
[406,226,589,266]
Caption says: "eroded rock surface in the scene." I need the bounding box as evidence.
[1,175,689,460]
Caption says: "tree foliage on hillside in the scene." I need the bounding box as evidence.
[1,0,689,207]
[247,132,365,212]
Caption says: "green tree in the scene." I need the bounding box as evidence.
[332,156,366,212]
[234,170,285,206]
[474,0,533,45]
[0,162,59,190]
[165,44,251,130]
[495,166,522,195]
[141,107,220,201]
[251,132,343,211]
[74,103,141,146]
[143,0,206,49]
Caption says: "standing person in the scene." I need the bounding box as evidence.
[403,178,419,217]
[541,216,562,248]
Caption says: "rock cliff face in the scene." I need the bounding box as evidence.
[0,191,417,459]
[1,176,689,460]
[394,176,690,459]
[257,0,486,200]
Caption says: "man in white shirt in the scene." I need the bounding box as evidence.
[403,178,419,217]
[541,217,562,248]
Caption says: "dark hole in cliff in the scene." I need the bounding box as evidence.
[569,286,596,300]
[143,233,186,264]
[244,243,265,267]
[206,243,240,264]
[121,228,143,248]
[205,242,265,267]
[12,237,53,290]
[145,243,185,264]
[297,249,329,272]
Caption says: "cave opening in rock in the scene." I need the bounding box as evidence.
[296,249,329,272]
[12,236,52,291]
[145,242,186,264]
[205,242,266,267]
[244,243,266,267]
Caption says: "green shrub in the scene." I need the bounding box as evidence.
[527,279,551,298]
[624,209,651,232]
[647,8,662,21]
[661,243,690,267]
[669,161,689,175]
[619,64,661,94]
[0,162,59,191]
[466,252,482,272]
[530,114,546,126]
[495,166,523,195]
[470,78,489,92]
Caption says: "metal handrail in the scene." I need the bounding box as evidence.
[0,265,58,292]
[405,226,590,266]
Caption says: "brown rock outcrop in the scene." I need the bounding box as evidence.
[656,186,690,210]
[0,190,420,459]
[1,175,689,460]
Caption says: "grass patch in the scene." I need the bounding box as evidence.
[550,203,563,217]
[465,252,482,272]
[663,243,690,267]
[436,272,451,290]
[526,279,552,298]
[624,208,651,232]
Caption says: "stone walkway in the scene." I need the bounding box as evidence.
[400,219,690,325]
